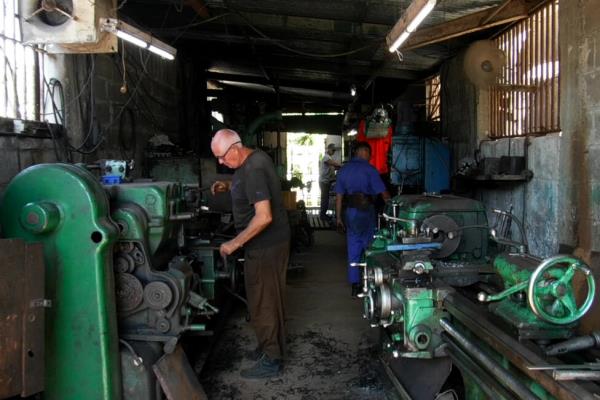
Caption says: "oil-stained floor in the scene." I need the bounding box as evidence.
[200,231,399,400]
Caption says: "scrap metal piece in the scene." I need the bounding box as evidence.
[153,345,207,400]
[0,239,45,398]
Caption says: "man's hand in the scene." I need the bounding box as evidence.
[219,239,241,257]
[336,218,345,233]
[211,180,230,195]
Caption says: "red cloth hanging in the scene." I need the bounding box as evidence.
[357,119,392,174]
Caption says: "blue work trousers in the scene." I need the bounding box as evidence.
[344,206,376,284]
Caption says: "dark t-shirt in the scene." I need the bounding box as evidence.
[231,149,291,250]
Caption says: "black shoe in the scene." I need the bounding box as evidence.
[351,283,361,298]
[240,354,282,379]
[245,346,264,361]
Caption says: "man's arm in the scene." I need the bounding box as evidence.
[325,159,342,169]
[219,199,272,256]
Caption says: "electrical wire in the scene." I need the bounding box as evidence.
[230,9,382,58]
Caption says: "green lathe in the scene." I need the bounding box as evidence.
[0,163,231,400]
[360,194,599,400]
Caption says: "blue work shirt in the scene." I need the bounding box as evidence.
[335,157,386,196]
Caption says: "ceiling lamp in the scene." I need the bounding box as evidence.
[100,18,177,60]
[386,0,437,53]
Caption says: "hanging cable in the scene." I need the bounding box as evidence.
[230,10,382,58]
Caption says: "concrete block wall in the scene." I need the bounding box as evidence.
[478,134,562,258]
[440,0,600,331]
[71,49,179,174]
[558,0,600,331]
[558,0,600,254]
[440,53,478,171]
[0,44,180,193]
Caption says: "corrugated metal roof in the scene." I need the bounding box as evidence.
[124,0,538,107]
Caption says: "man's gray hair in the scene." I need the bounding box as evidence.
[212,129,242,149]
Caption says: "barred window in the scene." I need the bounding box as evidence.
[1,0,39,121]
[490,1,559,138]
[425,74,440,122]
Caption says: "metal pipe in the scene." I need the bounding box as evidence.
[553,370,600,381]
[546,332,600,356]
[443,338,516,400]
[439,318,539,400]
[169,212,195,221]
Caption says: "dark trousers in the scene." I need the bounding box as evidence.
[244,240,290,360]
[319,181,331,219]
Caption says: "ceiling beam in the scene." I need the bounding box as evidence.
[204,0,401,25]
[203,55,423,81]
[402,0,529,51]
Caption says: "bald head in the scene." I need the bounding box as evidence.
[212,129,241,152]
[211,129,248,168]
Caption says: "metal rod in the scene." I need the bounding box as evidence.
[553,370,600,381]
[443,338,517,400]
[439,318,539,400]
[444,293,598,400]
[481,0,514,26]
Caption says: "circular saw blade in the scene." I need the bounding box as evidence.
[463,40,506,88]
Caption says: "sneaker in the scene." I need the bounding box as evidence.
[245,346,264,361]
[240,354,282,379]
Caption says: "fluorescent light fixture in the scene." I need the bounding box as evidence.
[347,129,357,136]
[100,18,177,60]
[148,45,175,60]
[387,0,436,53]
[282,112,344,117]
[115,30,147,49]
[350,84,357,97]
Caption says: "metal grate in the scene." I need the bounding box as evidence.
[426,74,441,122]
[1,0,38,121]
[490,1,559,138]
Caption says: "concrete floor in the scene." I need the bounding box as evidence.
[200,231,399,400]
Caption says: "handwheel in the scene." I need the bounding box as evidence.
[527,255,595,325]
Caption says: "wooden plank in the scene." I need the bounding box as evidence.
[403,0,529,51]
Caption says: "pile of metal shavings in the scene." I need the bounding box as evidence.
[201,317,393,399]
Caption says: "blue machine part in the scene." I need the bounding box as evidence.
[386,242,443,252]
[391,135,423,188]
[102,175,123,185]
[424,139,450,193]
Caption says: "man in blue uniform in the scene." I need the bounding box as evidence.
[335,141,390,296]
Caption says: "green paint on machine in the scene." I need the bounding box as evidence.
[0,164,121,400]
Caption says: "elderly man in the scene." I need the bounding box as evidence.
[336,141,390,297]
[319,143,341,221]
[211,129,291,379]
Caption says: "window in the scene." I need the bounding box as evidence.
[490,1,559,138]
[1,0,39,121]
[425,74,440,122]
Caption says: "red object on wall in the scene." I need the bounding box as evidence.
[357,119,392,174]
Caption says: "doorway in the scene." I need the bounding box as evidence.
[286,133,341,214]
